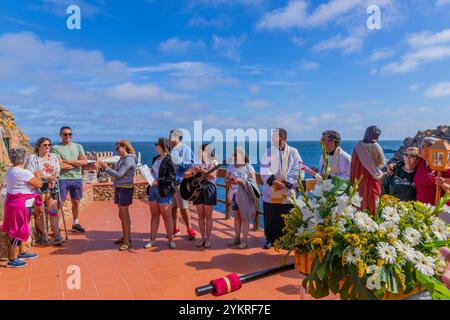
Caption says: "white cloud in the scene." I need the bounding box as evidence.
[409,83,421,92]
[436,0,450,7]
[248,84,260,94]
[212,35,246,61]
[291,36,305,46]
[313,33,364,54]
[28,0,106,18]
[188,0,265,8]
[246,99,271,108]
[105,82,187,102]
[129,62,240,91]
[158,38,205,55]
[380,28,450,75]
[301,61,320,70]
[339,100,380,109]
[257,0,395,30]
[187,15,232,28]
[406,29,450,48]
[369,48,395,62]
[424,81,450,98]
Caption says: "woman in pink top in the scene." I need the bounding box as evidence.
[414,137,450,205]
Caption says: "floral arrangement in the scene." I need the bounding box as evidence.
[275,144,450,300]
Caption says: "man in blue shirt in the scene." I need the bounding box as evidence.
[169,129,196,240]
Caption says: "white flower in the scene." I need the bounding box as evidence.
[403,227,421,246]
[366,274,381,290]
[378,221,400,239]
[354,212,378,233]
[338,219,347,232]
[341,205,357,219]
[336,194,350,209]
[302,207,314,220]
[376,242,397,264]
[414,252,435,277]
[307,213,324,231]
[430,218,449,241]
[440,204,450,214]
[295,226,306,237]
[344,247,362,265]
[322,179,335,192]
[294,196,306,208]
[393,240,417,263]
[381,207,400,224]
[312,183,324,198]
[351,193,363,207]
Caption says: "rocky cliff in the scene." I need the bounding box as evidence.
[0,104,32,168]
[389,125,450,164]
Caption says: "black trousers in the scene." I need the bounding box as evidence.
[263,202,293,244]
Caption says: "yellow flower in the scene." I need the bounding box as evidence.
[356,259,368,278]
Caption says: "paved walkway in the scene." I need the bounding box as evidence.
[0,200,338,300]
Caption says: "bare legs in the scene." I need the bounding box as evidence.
[172,207,192,232]
[150,202,174,243]
[233,210,249,246]
[118,205,131,245]
[196,204,213,247]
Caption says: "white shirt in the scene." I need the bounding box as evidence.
[226,163,256,202]
[199,159,219,183]
[260,145,304,204]
[26,153,60,180]
[318,148,352,179]
[6,167,36,195]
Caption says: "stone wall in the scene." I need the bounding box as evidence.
[93,182,149,201]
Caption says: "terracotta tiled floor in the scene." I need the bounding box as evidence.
[0,200,338,300]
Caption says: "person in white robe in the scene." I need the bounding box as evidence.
[313,130,352,180]
[260,128,304,249]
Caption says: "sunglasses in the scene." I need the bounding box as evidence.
[62,133,73,137]
[42,143,52,147]
[404,154,418,159]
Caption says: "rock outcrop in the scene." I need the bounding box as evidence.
[389,125,450,164]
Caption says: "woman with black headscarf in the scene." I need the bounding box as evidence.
[349,125,386,214]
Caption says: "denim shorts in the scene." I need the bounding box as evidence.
[148,186,172,205]
[59,179,83,201]
[114,187,134,206]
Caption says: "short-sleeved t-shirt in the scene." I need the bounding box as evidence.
[52,143,86,180]
[6,167,36,195]
[26,153,60,180]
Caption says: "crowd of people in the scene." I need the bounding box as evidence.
[2,125,450,268]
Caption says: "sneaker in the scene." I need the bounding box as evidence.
[144,241,156,249]
[238,241,248,249]
[188,228,196,240]
[263,241,272,250]
[168,241,177,249]
[18,252,39,260]
[119,243,129,251]
[53,236,66,245]
[36,237,49,246]
[173,228,182,237]
[71,224,85,233]
[196,239,206,247]
[228,238,241,246]
[7,259,28,268]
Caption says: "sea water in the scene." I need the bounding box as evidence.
[80,140,402,227]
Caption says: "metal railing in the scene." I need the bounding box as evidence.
[216,168,317,231]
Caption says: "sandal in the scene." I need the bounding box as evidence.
[196,239,206,247]
[119,243,129,251]
[204,240,211,249]
[115,238,132,244]
[227,238,241,246]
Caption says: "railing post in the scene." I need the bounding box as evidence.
[225,181,231,220]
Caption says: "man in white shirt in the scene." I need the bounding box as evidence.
[312,130,352,180]
[260,128,304,249]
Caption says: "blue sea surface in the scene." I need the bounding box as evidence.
[80,140,402,226]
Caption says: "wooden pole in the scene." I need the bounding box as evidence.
[436,170,442,205]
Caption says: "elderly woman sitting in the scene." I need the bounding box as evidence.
[2,148,42,268]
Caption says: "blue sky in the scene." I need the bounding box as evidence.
[0,0,450,142]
